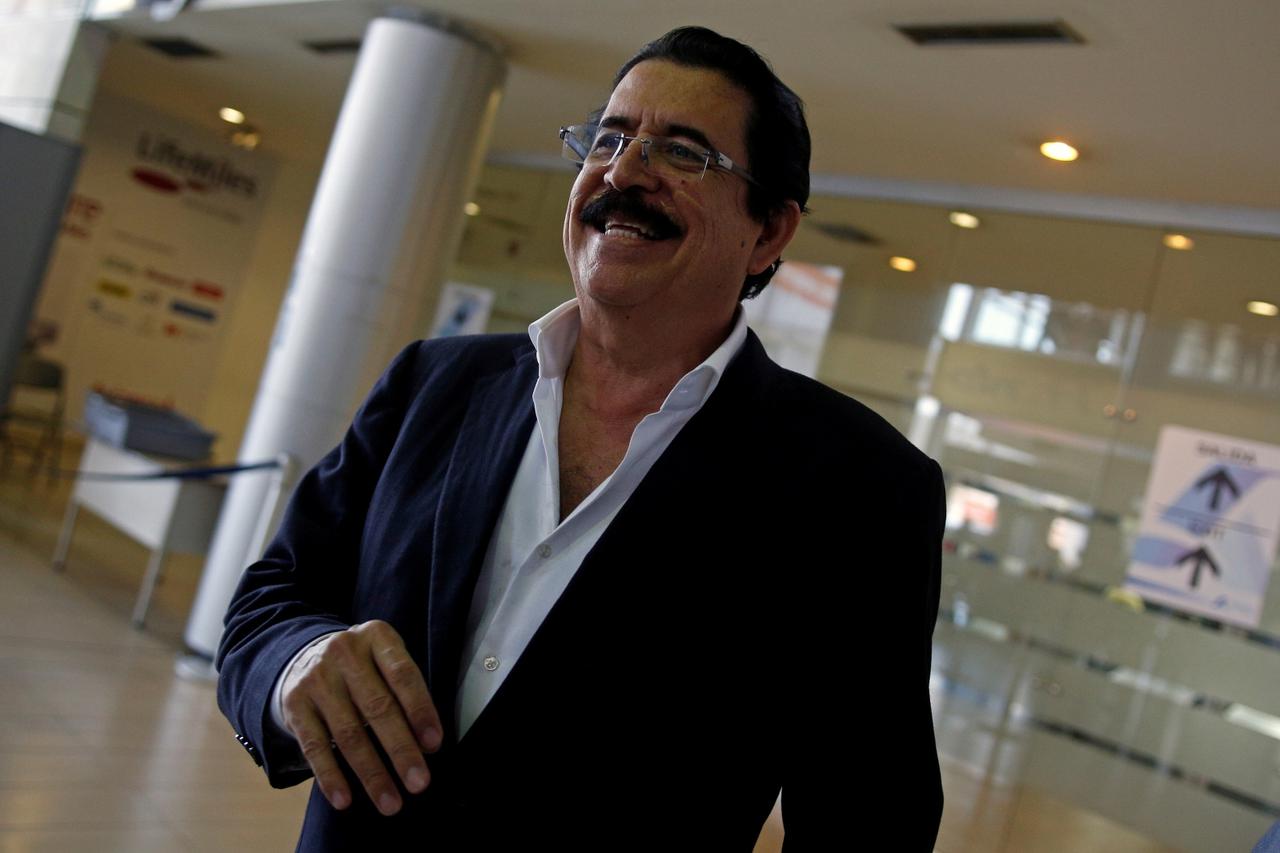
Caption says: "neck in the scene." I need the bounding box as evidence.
[566,299,735,418]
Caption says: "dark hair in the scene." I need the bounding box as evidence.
[610,26,811,299]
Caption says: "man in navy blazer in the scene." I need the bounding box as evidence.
[217,26,945,850]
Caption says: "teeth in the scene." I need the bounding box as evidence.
[605,219,656,239]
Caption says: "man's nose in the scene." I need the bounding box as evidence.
[605,137,660,192]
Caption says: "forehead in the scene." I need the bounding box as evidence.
[603,59,752,158]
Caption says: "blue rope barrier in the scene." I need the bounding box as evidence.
[57,459,282,482]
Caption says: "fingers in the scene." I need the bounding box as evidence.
[340,647,430,804]
[280,620,437,816]
[370,633,443,752]
[287,702,352,811]
[316,688,407,816]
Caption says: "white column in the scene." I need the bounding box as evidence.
[184,12,505,658]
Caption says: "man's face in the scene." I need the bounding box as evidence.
[563,60,772,327]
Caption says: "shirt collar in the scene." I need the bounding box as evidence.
[527,298,747,410]
[528,298,581,380]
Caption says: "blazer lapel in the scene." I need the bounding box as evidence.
[427,347,537,737]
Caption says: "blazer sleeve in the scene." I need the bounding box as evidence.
[780,455,946,851]
[215,342,421,788]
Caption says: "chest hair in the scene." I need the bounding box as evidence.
[557,404,639,521]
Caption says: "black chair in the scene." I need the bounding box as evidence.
[0,354,67,482]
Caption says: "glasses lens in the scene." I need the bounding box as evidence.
[560,125,592,163]
[586,129,627,164]
[652,139,709,174]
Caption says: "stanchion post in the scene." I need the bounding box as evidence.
[247,452,295,563]
[52,494,79,572]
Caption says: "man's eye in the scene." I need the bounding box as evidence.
[666,142,702,163]
[592,132,622,152]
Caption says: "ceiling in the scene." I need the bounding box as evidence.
[92,0,1280,220]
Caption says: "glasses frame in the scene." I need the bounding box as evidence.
[559,124,760,188]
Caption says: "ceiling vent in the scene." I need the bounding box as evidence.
[303,38,363,55]
[895,20,1084,46]
[141,37,219,58]
[809,221,881,246]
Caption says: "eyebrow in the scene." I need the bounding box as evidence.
[598,115,717,153]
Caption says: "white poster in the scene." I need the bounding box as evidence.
[35,94,276,421]
[429,282,494,338]
[1125,425,1280,628]
[742,261,842,377]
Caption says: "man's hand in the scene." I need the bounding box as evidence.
[280,620,442,816]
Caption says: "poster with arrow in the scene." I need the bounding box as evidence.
[1125,425,1280,628]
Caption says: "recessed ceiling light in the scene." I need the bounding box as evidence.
[889,256,917,272]
[1163,233,1194,250]
[229,129,259,150]
[219,107,246,125]
[1247,300,1279,317]
[464,202,481,217]
[1039,140,1079,162]
[949,211,980,229]
[92,0,137,15]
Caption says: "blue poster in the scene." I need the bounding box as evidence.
[1126,425,1280,628]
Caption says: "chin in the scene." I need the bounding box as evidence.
[579,281,651,309]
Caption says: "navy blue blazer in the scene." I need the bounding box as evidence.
[216,330,945,851]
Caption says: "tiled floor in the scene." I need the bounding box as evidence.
[0,453,1178,851]
[0,466,310,852]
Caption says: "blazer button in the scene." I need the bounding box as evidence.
[234,732,263,766]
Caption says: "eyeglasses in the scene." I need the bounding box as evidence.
[558,124,759,187]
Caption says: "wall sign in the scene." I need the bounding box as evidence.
[35,94,276,419]
[1126,425,1280,628]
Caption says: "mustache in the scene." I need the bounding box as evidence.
[579,188,682,239]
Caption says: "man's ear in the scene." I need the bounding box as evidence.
[747,200,803,276]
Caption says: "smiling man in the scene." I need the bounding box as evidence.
[218,26,945,851]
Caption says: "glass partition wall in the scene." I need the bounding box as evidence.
[452,166,1280,851]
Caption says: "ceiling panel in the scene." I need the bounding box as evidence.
[92,0,1280,210]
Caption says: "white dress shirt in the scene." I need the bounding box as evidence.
[454,299,746,736]
[271,298,746,740]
